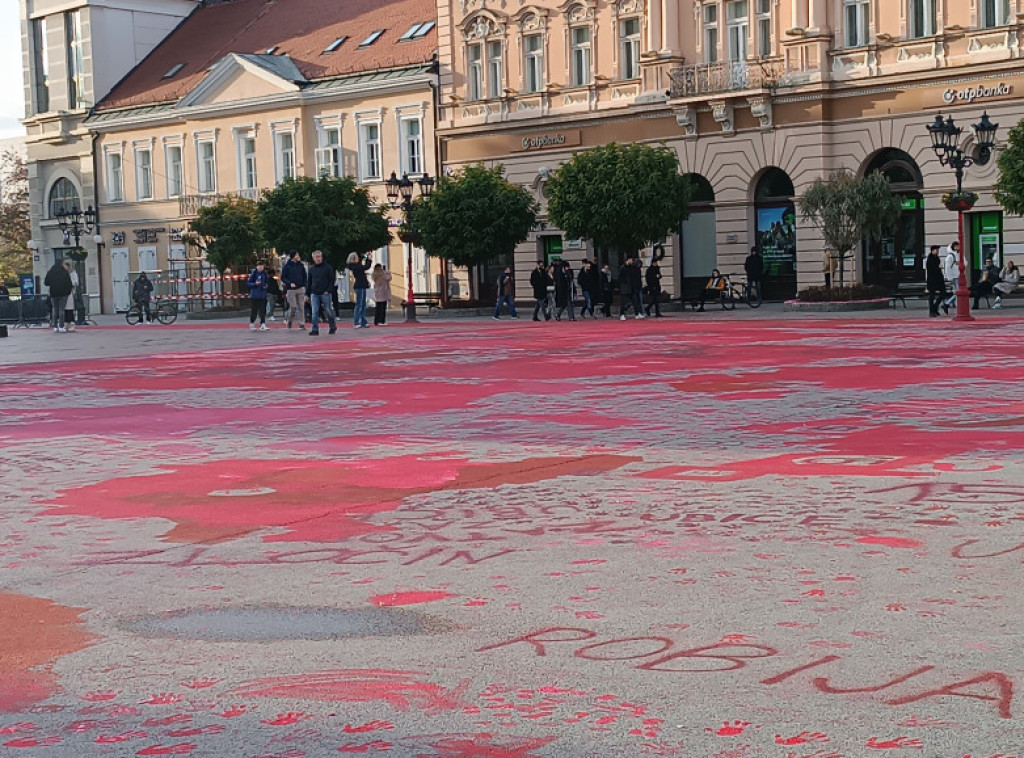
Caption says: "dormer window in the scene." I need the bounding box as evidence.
[323,36,347,53]
[360,30,385,47]
[264,46,278,55]
[163,63,186,79]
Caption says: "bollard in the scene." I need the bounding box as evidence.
[0,325,8,338]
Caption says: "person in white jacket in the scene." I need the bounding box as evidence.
[941,241,960,314]
[993,261,1020,308]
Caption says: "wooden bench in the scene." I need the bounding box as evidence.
[980,287,1023,308]
[889,282,927,309]
[409,291,441,307]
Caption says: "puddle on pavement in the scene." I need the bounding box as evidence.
[124,607,444,642]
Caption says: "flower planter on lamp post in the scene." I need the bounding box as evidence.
[927,113,998,322]
[385,171,435,324]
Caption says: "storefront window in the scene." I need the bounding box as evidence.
[754,168,796,298]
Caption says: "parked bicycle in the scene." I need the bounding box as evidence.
[126,299,178,325]
[721,277,763,309]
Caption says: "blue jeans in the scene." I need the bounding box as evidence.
[581,291,594,316]
[494,295,517,318]
[309,292,336,332]
[354,288,369,326]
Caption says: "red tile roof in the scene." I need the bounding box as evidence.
[96,0,437,111]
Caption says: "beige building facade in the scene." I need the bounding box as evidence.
[436,0,1024,299]
[83,0,441,314]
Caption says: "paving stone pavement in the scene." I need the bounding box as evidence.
[1,312,1023,757]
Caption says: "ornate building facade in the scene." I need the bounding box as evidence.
[436,0,1024,299]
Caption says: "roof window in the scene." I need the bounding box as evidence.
[323,36,348,53]
[264,45,278,55]
[162,63,186,79]
[400,24,423,41]
[412,21,435,38]
[359,29,385,47]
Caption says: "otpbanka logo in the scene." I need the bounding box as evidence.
[943,82,1012,105]
[522,133,567,150]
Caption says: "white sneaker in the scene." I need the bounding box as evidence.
[57,327,67,333]
[636,314,646,319]
[249,324,257,331]
[259,324,269,331]
[67,324,76,332]
[53,327,59,333]
[993,301,1003,309]
[268,316,276,322]
[620,315,627,321]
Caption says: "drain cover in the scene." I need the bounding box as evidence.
[125,607,435,642]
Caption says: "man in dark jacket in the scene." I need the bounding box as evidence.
[44,261,73,332]
[744,246,763,302]
[970,256,1001,310]
[306,249,337,335]
[132,272,154,324]
[644,259,663,317]
[554,260,576,321]
[577,260,597,319]
[530,260,552,321]
[619,257,645,320]
[600,264,613,317]
[493,266,517,320]
[280,251,308,329]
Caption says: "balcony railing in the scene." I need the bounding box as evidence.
[179,188,267,217]
[668,59,786,99]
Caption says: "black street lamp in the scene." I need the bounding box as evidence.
[55,205,97,256]
[385,171,435,322]
[926,112,999,322]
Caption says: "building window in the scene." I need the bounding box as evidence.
[755,0,772,57]
[571,26,591,87]
[620,18,641,79]
[468,43,483,100]
[359,122,381,181]
[32,18,50,113]
[274,131,295,184]
[135,146,153,200]
[401,118,423,175]
[106,152,124,202]
[48,178,79,218]
[238,134,257,190]
[524,34,544,92]
[316,127,341,178]
[66,10,84,109]
[843,0,870,46]
[980,0,1011,28]
[487,40,503,98]
[197,140,216,194]
[909,0,936,38]
[166,145,183,198]
[703,4,719,64]
[727,0,749,62]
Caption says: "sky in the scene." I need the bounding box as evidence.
[0,0,25,139]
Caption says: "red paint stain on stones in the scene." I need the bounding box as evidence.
[0,593,93,712]
[370,591,454,607]
[42,454,637,544]
[856,536,924,550]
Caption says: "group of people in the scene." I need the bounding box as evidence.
[247,249,393,335]
[926,240,1021,316]
[43,260,81,333]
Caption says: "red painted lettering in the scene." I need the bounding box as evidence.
[814,666,933,694]
[887,672,1014,719]
[762,655,842,685]
[475,627,597,657]
[638,643,779,673]
[575,637,674,662]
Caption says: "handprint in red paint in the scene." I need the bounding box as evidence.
[343,721,395,734]
[260,712,310,726]
[3,736,61,748]
[81,691,120,702]
[95,731,148,743]
[337,741,394,753]
[140,693,184,706]
[142,714,192,728]
[214,705,248,718]
[707,721,752,737]
[180,678,220,690]
[136,743,197,755]
[885,604,907,612]
[0,723,35,735]
[165,724,226,737]
[866,736,924,749]
[775,733,829,745]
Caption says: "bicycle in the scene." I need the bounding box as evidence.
[126,299,178,325]
[721,278,763,310]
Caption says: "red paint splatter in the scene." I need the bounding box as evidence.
[369,591,454,607]
[856,536,924,550]
[707,721,753,737]
[866,736,924,749]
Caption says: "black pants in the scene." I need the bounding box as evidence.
[698,288,724,309]
[250,298,267,324]
[136,299,151,322]
[601,292,613,317]
[645,289,662,316]
[928,289,945,316]
[533,297,551,321]
[971,280,994,308]
[374,301,387,325]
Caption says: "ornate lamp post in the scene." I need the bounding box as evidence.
[55,205,97,260]
[927,112,999,322]
[385,171,435,323]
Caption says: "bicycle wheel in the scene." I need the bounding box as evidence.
[721,287,737,310]
[126,305,142,325]
[156,302,178,325]
[746,284,762,308]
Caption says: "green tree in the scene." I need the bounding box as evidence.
[798,170,901,287]
[544,142,690,260]
[0,151,30,284]
[994,118,1024,215]
[257,176,391,270]
[407,164,538,268]
[188,196,263,272]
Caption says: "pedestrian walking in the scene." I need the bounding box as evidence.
[372,263,392,325]
[554,260,576,321]
[247,261,270,331]
[306,249,337,335]
[63,261,79,331]
[644,258,663,317]
[131,271,153,325]
[600,264,614,317]
[925,245,945,317]
[823,250,837,289]
[744,246,763,302]
[281,250,307,330]
[530,260,552,321]
[577,260,598,318]
[44,260,73,333]
[347,252,372,328]
[265,267,284,322]
[941,241,959,314]
[619,257,645,319]
[493,266,518,320]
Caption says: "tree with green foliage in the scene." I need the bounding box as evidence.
[407,164,538,269]
[257,176,391,270]
[798,170,901,287]
[994,118,1024,215]
[544,142,690,260]
[188,196,263,272]
[0,151,30,284]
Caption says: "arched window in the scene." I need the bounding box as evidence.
[860,149,925,287]
[755,167,795,201]
[48,178,80,219]
[753,167,797,298]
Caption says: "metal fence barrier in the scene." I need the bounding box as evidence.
[0,296,53,328]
